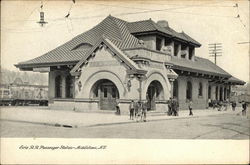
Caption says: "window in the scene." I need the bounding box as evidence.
[112,87,116,98]
[164,38,171,46]
[104,87,108,98]
[186,81,192,100]
[173,79,178,98]
[208,86,211,99]
[93,87,99,98]
[66,76,74,98]
[55,75,62,98]
[3,90,10,95]
[215,86,218,100]
[189,46,194,60]
[156,37,162,51]
[181,45,187,58]
[25,91,29,98]
[174,43,179,56]
[198,82,203,96]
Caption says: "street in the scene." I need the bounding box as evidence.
[1,107,249,139]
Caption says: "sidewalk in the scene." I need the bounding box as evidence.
[0,106,245,128]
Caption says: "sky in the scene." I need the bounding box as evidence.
[1,0,249,82]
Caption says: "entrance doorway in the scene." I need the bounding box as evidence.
[91,79,119,110]
[146,81,163,111]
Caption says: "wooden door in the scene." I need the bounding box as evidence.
[100,85,117,110]
[147,86,156,110]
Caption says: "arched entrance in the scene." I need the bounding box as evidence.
[146,80,164,111]
[90,79,119,110]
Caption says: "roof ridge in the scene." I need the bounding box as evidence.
[128,19,152,24]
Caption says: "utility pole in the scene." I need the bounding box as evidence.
[208,43,222,65]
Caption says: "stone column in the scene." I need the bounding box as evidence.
[170,41,174,56]
[169,79,174,98]
[48,71,55,103]
[211,85,215,100]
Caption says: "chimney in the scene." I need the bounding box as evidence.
[157,20,169,28]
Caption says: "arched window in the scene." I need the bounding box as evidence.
[66,76,74,98]
[55,75,62,98]
[198,82,203,96]
[186,81,192,100]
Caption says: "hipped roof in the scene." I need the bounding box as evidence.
[15,15,240,82]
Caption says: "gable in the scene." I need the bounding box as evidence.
[70,37,147,76]
[86,46,123,68]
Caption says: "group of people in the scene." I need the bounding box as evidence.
[129,100,147,122]
[209,99,248,116]
[167,97,180,116]
[115,98,248,119]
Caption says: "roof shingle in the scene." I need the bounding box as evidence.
[170,56,231,77]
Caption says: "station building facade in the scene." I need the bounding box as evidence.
[16,15,244,113]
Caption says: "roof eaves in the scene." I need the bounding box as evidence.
[172,64,231,78]
[15,60,78,69]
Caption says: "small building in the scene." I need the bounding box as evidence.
[15,15,245,113]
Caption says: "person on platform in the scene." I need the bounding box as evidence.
[134,101,139,119]
[188,100,193,116]
[172,97,179,116]
[141,101,147,122]
[218,100,223,111]
[231,101,236,111]
[167,97,173,116]
[115,100,120,115]
[242,101,247,116]
[129,100,135,120]
[136,101,142,122]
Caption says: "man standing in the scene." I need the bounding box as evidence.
[141,101,147,122]
[167,97,173,116]
[115,100,121,115]
[242,101,247,116]
[129,100,135,120]
[172,97,179,116]
[188,100,193,116]
[231,101,236,111]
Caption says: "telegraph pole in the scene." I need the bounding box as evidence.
[209,43,222,65]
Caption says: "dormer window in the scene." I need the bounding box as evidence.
[181,44,187,58]
[189,46,194,60]
[72,43,92,50]
[174,43,179,56]
[156,37,162,51]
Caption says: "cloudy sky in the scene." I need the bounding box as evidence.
[1,0,249,82]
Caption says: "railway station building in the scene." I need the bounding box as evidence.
[15,15,245,113]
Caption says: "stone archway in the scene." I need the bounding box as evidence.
[146,80,164,110]
[82,70,126,99]
[90,79,119,110]
[142,72,170,101]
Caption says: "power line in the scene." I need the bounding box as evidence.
[238,42,250,44]
[0,0,241,33]
[1,0,232,24]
